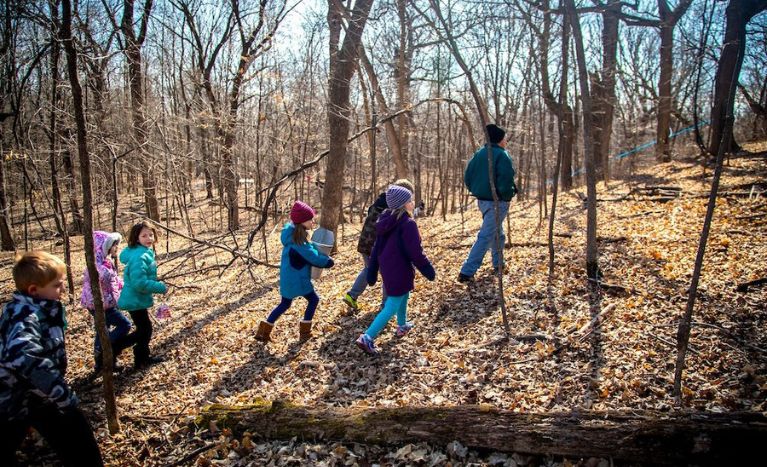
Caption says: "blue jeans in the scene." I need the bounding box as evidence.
[365,292,409,340]
[91,308,132,354]
[347,254,387,303]
[266,291,319,323]
[460,199,509,277]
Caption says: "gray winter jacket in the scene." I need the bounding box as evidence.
[0,293,77,420]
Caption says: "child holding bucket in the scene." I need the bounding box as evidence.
[256,201,334,343]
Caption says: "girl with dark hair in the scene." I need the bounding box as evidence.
[117,220,168,369]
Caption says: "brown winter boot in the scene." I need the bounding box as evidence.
[255,320,273,342]
[299,320,313,342]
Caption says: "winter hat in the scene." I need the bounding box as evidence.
[101,232,122,259]
[386,185,413,210]
[486,123,506,144]
[290,201,315,224]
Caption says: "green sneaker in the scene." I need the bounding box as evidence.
[343,293,359,310]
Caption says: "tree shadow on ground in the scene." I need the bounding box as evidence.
[437,273,501,330]
[75,282,280,398]
[201,334,308,404]
[311,305,410,406]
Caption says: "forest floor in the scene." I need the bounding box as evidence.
[2,142,766,466]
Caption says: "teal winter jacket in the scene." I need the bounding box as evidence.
[464,144,517,201]
[279,223,333,299]
[117,245,167,311]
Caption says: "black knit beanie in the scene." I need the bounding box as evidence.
[486,124,506,144]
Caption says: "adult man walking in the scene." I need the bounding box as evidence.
[458,123,517,282]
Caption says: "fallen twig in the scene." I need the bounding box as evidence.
[125,211,278,270]
[164,442,218,467]
[736,277,767,292]
[650,333,701,356]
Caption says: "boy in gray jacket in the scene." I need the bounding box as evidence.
[0,251,103,466]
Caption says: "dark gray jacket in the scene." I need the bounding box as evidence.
[0,293,76,420]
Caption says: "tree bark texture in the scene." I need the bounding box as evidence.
[61,0,121,434]
[0,141,14,250]
[537,0,573,191]
[0,16,15,250]
[121,0,160,221]
[359,48,406,180]
[564,0,599,279]
[321,0,374,236]
[654,0,692,162]
[198,403,767,465]
[591,1,619,180]
[394,0,412,178]
[708,0,767,156]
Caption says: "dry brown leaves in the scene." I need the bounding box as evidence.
[2,146,765,466]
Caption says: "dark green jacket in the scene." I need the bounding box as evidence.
[464,144,517,201]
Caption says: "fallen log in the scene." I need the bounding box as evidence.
[196,402,767,465]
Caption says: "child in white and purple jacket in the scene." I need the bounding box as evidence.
[80,231,134,373]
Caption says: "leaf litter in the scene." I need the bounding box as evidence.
[2,146,766,465]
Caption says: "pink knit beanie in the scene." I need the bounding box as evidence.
[290,201,315,224]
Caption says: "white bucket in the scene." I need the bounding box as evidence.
[310,227,334,279]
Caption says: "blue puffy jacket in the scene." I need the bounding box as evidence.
[279,223,333,299]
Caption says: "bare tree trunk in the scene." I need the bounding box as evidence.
[535,0,574,191]
[548,5,570,279]
[121,0,160,221]
[654,0,693,161]
[0,1,15,251]
[708,0,767,156]
[60,146,83,234]
[565,0,599,279]
[60,0,120,434]
[592,1,619,181]
[359,48,407,179]
[0,155,13,250]
[48,1,74,298]
[394,0,412,177]
[321,0,374,236]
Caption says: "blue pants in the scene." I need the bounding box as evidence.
[365,292,409,340]
[460,199,509,277]
[347,254,387,303]
[267,291,319,323]
[90,307,132,354]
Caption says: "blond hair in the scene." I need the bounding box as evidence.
[13,251,66,293]
[393,178,415,194]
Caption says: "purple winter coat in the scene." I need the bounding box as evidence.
[367,210,435,296]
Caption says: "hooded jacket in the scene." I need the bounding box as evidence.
[366,210,435,296]
[80,231,123,311]
[356,192,388,257]
[279,223,334,299]
[0,293,77,420]
[117,245,167,311]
